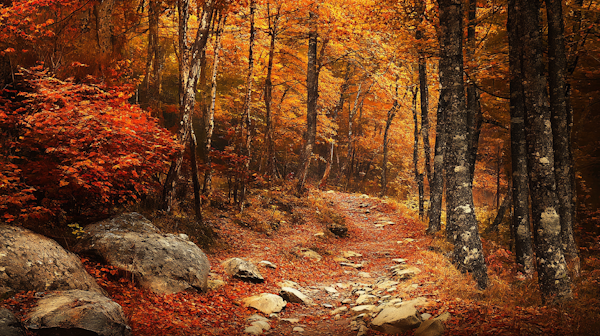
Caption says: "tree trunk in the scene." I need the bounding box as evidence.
[466,0,483,183]
[439,0,488,289]
[412,88,424,219]
[508,0,534,275]
[95,0,115,55]
[203,13,226,195]
[239,0,256,208]
[485,188,511,234]
[417,25,431,185]
[381,80,399,197]
[426,88,448,234]
[519,0,572,301]
[546,0,580,277]
[264,3,280,180]
[162,0,215,211]
[297,11,319,192]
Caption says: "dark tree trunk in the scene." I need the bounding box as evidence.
[439,0,488,289]
[264,3,280,180]
[520,0,572,301]
[485,189,512,234]
[466,0,483,183]
[95,0,115,55]
[546,0,580,277]
[297,11,319,192]
[203,13,226,195]
[416,23,431,185]
[142,0,162,100]
[426,88,447,234]
[162,0,215,211]
[412,88,424,219]
[380,83,399,197]
[508,0,534,275]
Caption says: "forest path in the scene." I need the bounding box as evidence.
[210,190,441,336]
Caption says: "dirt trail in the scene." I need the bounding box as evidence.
[208,190,437,336]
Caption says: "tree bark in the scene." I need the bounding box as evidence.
[264,2,280,180]
[95,0,115,55]
[380,81,399,197]
[426,88,447,234]
[239,0,257,207]
[297,11,319,192]
[203,13,226,195]
[412,88,424,219]
[485,188,512,234]
[162,0,215,211]
[546,0,580,277]
[466,0,483,183]
[520,0,572,301]
[439,0,488,289]
[416,5,431,185]
[508,0,534,275]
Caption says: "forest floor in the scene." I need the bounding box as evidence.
[5,188,600,335]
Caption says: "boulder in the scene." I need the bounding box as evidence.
[327,223,348,237]
[0,225,103,294]
[0,308,25,336]
[370,303,422,334]
[280,287,313,305]
[414,318,444,336]
[25,290,131,336]
[222,258,264,282]
[73,213,210,294]
[242,293,286,314]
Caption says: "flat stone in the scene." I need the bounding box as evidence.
[222,258,264,283]
[392,258,407,264]
[370,304,421,334]
[300,249,322,261]
[244,325,263,335]
[340,262,364,269]
[251,321,270,331]
[259,261,277,269]
[392,266,421,280]
[331,306,348,315]
[280,287,313,305]
[293,326,305,332]
[358,272,371,278]
[280,318,300,323]
[414,318,444,336]
[207,279,226,291]
[247,314,269,322]
[242,293,286,314]
[324,287,338,294]
[376,280,399,290]
[356,294,378,305]
[342,251,363,258]
[351,305,376,314]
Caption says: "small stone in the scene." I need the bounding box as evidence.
[251,321,270,331]
[358,272,371,278]
[322,303,334,308]
[247,314,269,323]
[314,232,325,238]
[342,251,363,258]
[207,279,226,291]
[331,306,348,315]
[356,294,378,305]
[280,318,300,324]
[242,293,287,314]
[259,261,277,269]
[292,326,305,332]
[244,325,263,335]
[342,298,353,304]
[280,287,313,305]
[351,305,376,314]
[340,262,364,269]
[421,313,432,320]
[324,287,338,294]
[300,249,322,261]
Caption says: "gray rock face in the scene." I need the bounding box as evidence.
[370,304,422,334]
[222,258,264,282]
[74,213,210,294]
[25,290,131,336]
[0,308,25,336]
[279,287,313,305]
[0,225,103,294]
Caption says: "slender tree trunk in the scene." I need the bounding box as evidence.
[466,0,483,182]
[264,3,280,180]
[320,65,351,189]
[380,87,399,198]
[439,0,488,289]
[508,0,534,275]
[485,188,512,234]
[162,0,215,211]
[239,0,256,207]
[426,88,447,234]
[519,0,572,301]
[297,11,319,192]
[95,0,115,55]
[416,14,431,185]
[203,13,226,195]
[412,88,425,219]
[546,0,580,277]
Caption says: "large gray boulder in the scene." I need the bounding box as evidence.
[0,308,25,336]
[25,290,131,336]
[0,225,103,294]
[73,213,210,294]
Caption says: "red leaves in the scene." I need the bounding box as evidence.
[0,68,180,224]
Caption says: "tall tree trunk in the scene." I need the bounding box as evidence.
[412,88,424,219]
[508,0,534,275]
[203,13,226,195]
[426,88,447,234]
[142,0,161,99]
[416,3,431,185]
[466,0,483,182]
[439,0,488,289]
[297,11,319,192]
[485,188,512,234]
[546,0,580,277]
[240,0,257,207]
[162,0,215,212]
[320,65,351,189]
[264,3,280,180]
[519,0,572,301]
[380,81,399,197]
[95,0,115,55]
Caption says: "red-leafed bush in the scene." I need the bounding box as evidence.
[0,67,180,225]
